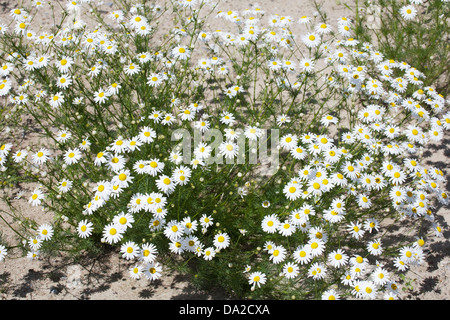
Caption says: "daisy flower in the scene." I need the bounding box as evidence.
[261,200,270,208]
[280,134,298,150]
[347,221,365,239]
[367,238,383,256]
[113,211,135,230]
[139,243,158,263]
[0,78,12,96]
[278,220,296,237]
[56,74,72,89]
[293,245,312,265]
[94,180,112,200]
[171,45,191,60]
[156,175,176,194]
[327,249,349,268]
[282,262,299,279]
[147,73,163,87]
[37,224,53,241]
[49,92,64,108]
[180,107,195,121]
[195,119,211,133]
[129,264,144,280]
[56,56,74,73]
[290,145,307,160]
[283,182,301,201]
[322,289,340,300]
[112,169,133,188]
[298,15,311,24]
[120,241,140,260]
[220,112,235,126]
[308,262,327,280]
[224,128,241,141]
[143,262,162,281]
[93,88,109,104]
[321,114,339,127]
[179,216,197,235]
[169,240,185,254]
[203,247,216,261]
[389,186,407,203]
[12,149,27,163]
[77,220,94,238]
[276,114,290,126]
[29,236,43,251]
[63,148,82,165]
[244,126,262,141]
[149,216,165,231]
[0,62,14,76]
[79,137,91,150]
[107,82,121,96]
[300,58,315,73]
[94,151,108,166]
[357,194,372,209]
[106,154,126,172]
[364,218,380,233]
[302,32,320,47]
[164,220,184,241]
[307,239,326,257]
[432,223,443,237]
[316,22,332,34]
[161,113,175,126]
[261,214,280,233]
[213,233,230,250]
[200,214,213,228]
[26,250,39,261]
[138,126,156,144]
[219,141,239,160]
[58,179,73,193]
[359,280,378,300]
[169,151,183,165]
[102,223,125,244]
[399,5,417,20]
[29,188,44,206]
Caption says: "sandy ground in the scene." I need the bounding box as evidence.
[0,0,448,300]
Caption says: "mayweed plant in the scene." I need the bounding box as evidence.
[355,0,449,93]
[0,0,448,300]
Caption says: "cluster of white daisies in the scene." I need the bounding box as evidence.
[0,0,448,300]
